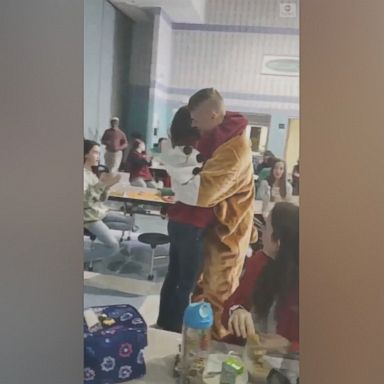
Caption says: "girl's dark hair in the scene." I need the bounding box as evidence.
[267,158,287,198]
[170,105,200,147]
[252,202,299,319]
[84,139,99,163]
[264,151,276,168]
[128,139,144,156]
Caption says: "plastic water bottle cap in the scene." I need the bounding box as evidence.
[183,302,213,330]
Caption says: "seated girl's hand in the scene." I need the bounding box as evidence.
[111,174,122,185]
[100,173,121,187]
[228,308,256,339]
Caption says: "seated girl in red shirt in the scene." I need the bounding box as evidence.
[126,139,157,188]
[222,202,299,351]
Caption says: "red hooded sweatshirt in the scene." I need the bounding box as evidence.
[221,250,299,352]
[167,111,248,228]
[127,151,153,181]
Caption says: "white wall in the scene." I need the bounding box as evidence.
[161,0,299,156]
[86,0,299,155]
[205,0,299,28]
[148,11,174,144]
[84,0,133,146]
[191,0,207,21]
[152,12,173,86]
[170,29,299,107]
[84,0,115,142]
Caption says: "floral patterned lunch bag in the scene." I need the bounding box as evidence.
[84,304,148,384]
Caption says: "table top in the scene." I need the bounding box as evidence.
[127,329,299,384]
[128,328,243,384]
[127,328,179,384]
[109,184,298,213]
[109,185,175,206]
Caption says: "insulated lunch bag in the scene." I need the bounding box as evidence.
[84,304,148,384]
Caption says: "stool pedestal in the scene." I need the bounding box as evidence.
[138,233,170,281]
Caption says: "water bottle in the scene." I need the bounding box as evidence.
[180,302,213,384]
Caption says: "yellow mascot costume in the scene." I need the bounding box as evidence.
[170,89,257,339]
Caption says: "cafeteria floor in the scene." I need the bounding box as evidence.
[84,213,169,326]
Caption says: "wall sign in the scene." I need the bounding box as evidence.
[261,55,299,77]
[280,1,297,18]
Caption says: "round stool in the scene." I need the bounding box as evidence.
[138,233,170,281]
[84,228,97,271]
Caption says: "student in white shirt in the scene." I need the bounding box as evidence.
[83,139,133,260]
[257,158,292,217]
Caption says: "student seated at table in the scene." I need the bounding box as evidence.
[292,160,300,196]
[158,137,168,153]
[255,152,275,192]
[255,150,275,175]
[151,137,168,154]
[125,139,157,188]
[119,131,144,167]
[221,202,299,351]
[84,140,134,259]
[150,137,172,188]
[257,158,293,216]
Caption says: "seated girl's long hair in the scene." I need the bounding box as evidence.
[267,158,288,198]
[252,202,299,319]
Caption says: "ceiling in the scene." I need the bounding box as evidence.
[110,0,206,23]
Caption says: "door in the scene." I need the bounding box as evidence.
[247,125,269,153]
[285,118,300,177]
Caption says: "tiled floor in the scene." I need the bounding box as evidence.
[83,212,168,325]
[84,285,160,325]
[85,213,169,280]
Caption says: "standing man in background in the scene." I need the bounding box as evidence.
[101,117,128,172]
